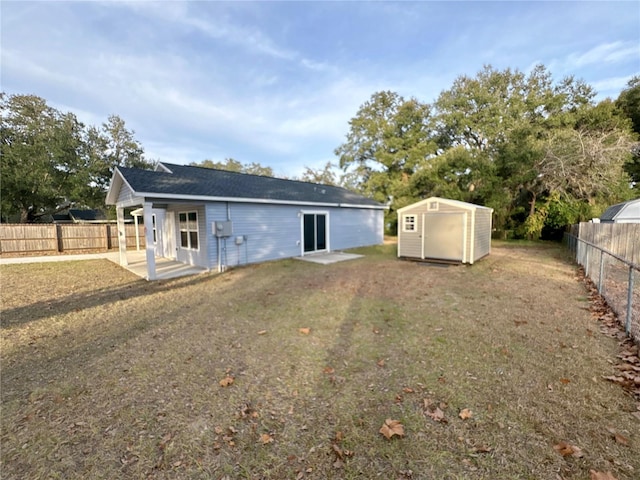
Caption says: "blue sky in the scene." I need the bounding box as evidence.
[2,1,639,177]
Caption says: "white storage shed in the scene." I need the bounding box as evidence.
[600,198,640,223]
[397,197,493,264]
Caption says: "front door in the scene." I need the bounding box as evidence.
[303,213,327,253]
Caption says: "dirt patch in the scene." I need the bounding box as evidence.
[1,244,639,479]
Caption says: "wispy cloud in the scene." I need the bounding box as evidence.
[591,75,636,98]
[568,41,639,68]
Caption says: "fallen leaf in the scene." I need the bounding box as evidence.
[553,441,583,458]
[425,407,446,423]
[257,330,267,335]
[323,366,335,374]
[332,443,343,459]
[259,433,274,444]
[377,359,385,367]
[471,445,492,453]
[379,419,405,439]
[559,378,571,384]
[459,408,473,420]
[299,327,311,335]
[403,387,414,393]
[219,376,234,387]
[589,470,618,480]
[605,428,629,446]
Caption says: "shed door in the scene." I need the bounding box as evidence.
[422,212,465,261]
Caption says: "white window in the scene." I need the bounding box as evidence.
[428,201,439,211]
[402,214,417,232]
[178,211,199,249]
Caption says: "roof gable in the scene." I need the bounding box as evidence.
[107,162,384,208]
[397,197,493,214]
[601,198,640,222]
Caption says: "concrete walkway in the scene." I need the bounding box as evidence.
[0,252,120,265]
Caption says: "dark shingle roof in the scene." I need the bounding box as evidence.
[116,163,384,208]
[69,209,107,222]
[600,201,628,222]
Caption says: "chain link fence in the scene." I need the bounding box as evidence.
[565,229,639,345]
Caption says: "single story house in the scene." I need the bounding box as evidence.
[600,198,640,223]
[106,163,386,280]
[397,197,493,264]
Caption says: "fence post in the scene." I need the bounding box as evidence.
[598,251,605,293]
[56,224,63,252]
[627,266,635,335]
[585,245,590,276]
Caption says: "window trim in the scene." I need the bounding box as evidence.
[402,214,417,233]
[151,214,157,244]
[178,210,200,250]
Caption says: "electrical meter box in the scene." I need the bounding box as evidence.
[213,221,233,237]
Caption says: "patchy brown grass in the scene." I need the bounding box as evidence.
[1,244,639,480]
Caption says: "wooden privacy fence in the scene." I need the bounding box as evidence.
[570,222,640,265]
[0,224,145,255]
[566,222,640,346]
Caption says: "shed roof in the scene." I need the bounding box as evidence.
[600,198,640,222]
[397,197,493,214]
[106,162,384,209]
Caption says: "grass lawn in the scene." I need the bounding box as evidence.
[1,243,639,479]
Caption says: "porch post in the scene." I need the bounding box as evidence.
[116,206,128,266]
[142,202,156,280]
[134,214,140,251]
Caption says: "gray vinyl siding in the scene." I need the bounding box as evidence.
[205,202,383,269]
[398,211,423,258]
[473,208,492,262]
[330,208,383,250]
[206,203,302,268]
[117,181,143,207]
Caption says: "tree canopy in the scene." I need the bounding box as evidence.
[189,158,274,177]
[335,65,637,238]
[1,93,152,222]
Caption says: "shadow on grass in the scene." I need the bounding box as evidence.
[0,265,219,331]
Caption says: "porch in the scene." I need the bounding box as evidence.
[109,251,208,281]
